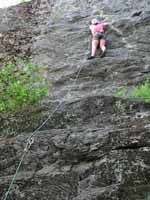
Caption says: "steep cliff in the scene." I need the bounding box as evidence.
[1,0,150,199]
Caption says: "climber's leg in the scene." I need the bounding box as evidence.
[100,38,106,57]
[88,39,99,59]
[91,39,99,56]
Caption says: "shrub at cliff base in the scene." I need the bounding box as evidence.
[0,63,48,113]
[116,78,150,103]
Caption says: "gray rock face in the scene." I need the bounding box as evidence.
[1,0,150,199]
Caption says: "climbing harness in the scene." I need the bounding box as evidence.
[2,63,84,200]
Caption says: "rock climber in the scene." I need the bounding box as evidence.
[87,18,108,60]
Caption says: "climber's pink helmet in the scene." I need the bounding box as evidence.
[91,18,99,25]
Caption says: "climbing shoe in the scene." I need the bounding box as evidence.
[87,56,95,60]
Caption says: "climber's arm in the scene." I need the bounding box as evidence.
[108,22,123,37]
[89,25,95,36]
[88,34,92,52]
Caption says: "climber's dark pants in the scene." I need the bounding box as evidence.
[94,32,106,40]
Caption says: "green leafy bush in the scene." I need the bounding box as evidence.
[0,63,48,113]
[20,0,31,2]
[116,87,127,97]
[129,78,150,102]
[116,78,150,103]
[146,193,150,200]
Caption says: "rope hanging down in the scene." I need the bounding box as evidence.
[3,138,34,200]
[2,64,84,200]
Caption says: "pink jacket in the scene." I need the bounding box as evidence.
[90,23,108,36]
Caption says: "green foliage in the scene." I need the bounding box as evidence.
[0,63,48,113]
[146,193,150,200]
[116,78,150,103]
[20,0,31,2]
[129,78,150,102]
[116,87,127,97]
